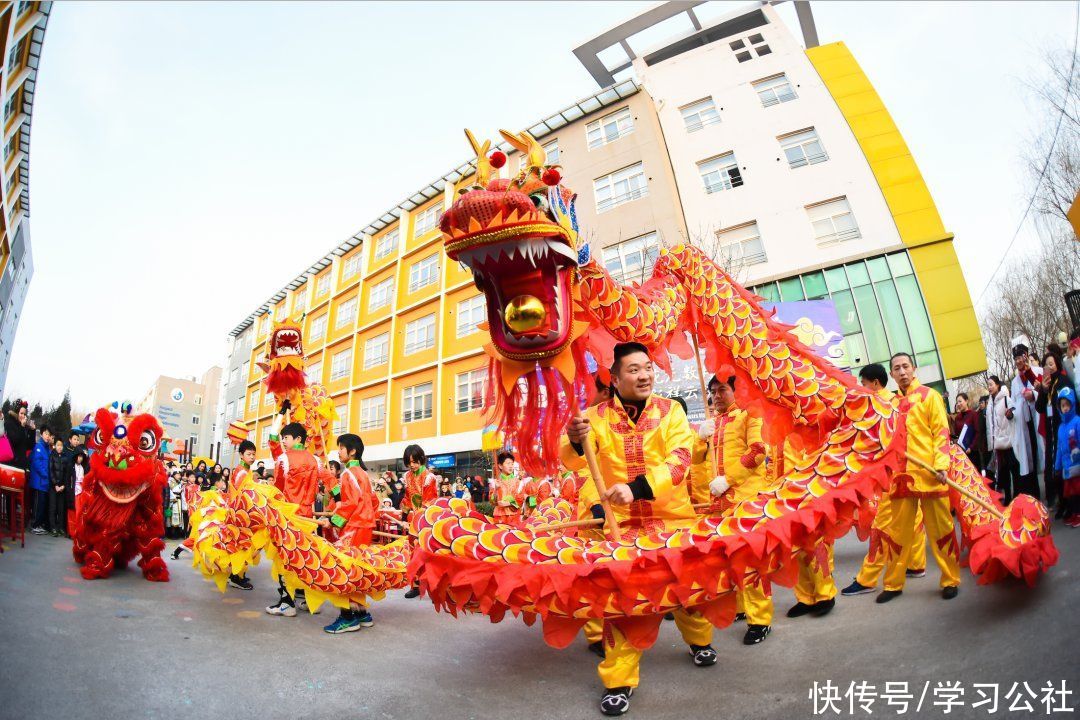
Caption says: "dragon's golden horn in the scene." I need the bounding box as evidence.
[464,128,493,187]
[499,129,546,171]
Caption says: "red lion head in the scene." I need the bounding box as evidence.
[86,407,165,504]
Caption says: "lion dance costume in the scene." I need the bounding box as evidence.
[72,405,169,582]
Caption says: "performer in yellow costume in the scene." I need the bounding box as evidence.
[696,375,773,645]
[563,342,716,717]
[876,353,960,603]
[841,363,928,597]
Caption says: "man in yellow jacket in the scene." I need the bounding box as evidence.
[694,375,773,645]
[876,352,960,603]
[841,363,928,597]
[563,342,716,717]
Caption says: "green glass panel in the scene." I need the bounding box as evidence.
[867,257,891,282]
[895,275,936,353]
[832,290,860,334]
[824,266,848,292]
[852,284,890,362]
[873,280,910,354]
[844,333,869,367]
[802,271,828,299]
[779,277,805,302]
[887,252,913,276]
[845,261,871,287]
[754,282,780,303]
[916,351,939,371]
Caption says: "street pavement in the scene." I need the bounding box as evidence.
[0,526,1076,720]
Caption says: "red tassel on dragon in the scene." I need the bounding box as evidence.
[72,405,169,582]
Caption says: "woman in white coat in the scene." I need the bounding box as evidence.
[987,375,1019,504]
[1010,344,1043,499]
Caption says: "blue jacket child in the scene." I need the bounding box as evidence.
[1054,386,1080,480]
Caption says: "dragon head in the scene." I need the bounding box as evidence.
[87,406,164,504]
[442,129,583,362]
[261,315,307,396]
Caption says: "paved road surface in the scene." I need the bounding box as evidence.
[1,527,1076,720]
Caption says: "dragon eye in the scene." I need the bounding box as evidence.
[93,429,104,446]
[138,430,158,453]
[529,193,549,213]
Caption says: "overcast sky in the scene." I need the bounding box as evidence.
[6,1,1075,409]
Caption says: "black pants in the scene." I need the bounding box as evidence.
[994,449,1018,504]
[278,577,304,607]
[47,486,66,534]
[1044,429,1061,508]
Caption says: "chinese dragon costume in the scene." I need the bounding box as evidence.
[258,314,336,459]
[72,405,170,582]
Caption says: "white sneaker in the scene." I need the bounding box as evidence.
[265,602,297,617]
[30,526,46,535]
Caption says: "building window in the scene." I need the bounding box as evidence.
[404,314,436,354]
[602,233,659,284]
[363,332,389,369]
[310,313,328,341]
[780,128,828,169]
[315,273,331,296]
[368,277,394,311]
[241,360,250,379]
[807,197,861,246]
[342,253,361,280]
[594,163,648,213]
[414,204,442,236]
[226,401,235,420]
[16,2,32,17]
[194,394,203,406]
[293,291,306,314]
[330,347,353,381]
[306,361,322,384]
[456,295,486,338]
[456,369,486,413]
[192,415,200,425]
[264,391,273,407]
[261,426,271,448]
[248,393,258,412]
[7,38,26,74]
[360,395,386,431]
[586,107,634,149]
[753,74,797,107]
[335,296,358,329]
[3,92,20,121]
[730,33,770,62]
[230,367,240,384]
[332,405,348,436]
[680,98,721,133]
[258,315,268,335]
[716,222,767,266]
[543,139,560,164]
[402,382,433,423]
[408,254,439,293]
[698,152,743,193]
[374,229,399,260]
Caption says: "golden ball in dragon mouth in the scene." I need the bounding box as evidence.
[504,295,546,333]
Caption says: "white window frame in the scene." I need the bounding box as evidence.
[402,382,434,423]
[753,74,797,107]
[263,391,273,407]
[363,332,390,370]
[360,395,386,431]
[293,292,306,314]
[332,405,348,436]
[368,277,394,311]
[230,367,240,384]
[716,222,768,266]
[602,233,659,284]
[780,128,828,169]
[698,152,744,194]
[374,228,399,260]
[226,401,235,420]
[335,296,358,329]
[807,197,862,246]
[404,314,436,355]
[680,98,721,133]
[315,273,331,296]
[310,313,328,342]
[414,204,442,236]
[543,139,559,164]
[260,426,271,448]
[455,369,486,413]
[587,107,634,149]
[593,163,648,213]
[330,347,353,381]
[306,360,322,385]
[456,295,486,338]
[248,393,258,412]
[408,255,439,293]
[341,253,361,280]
